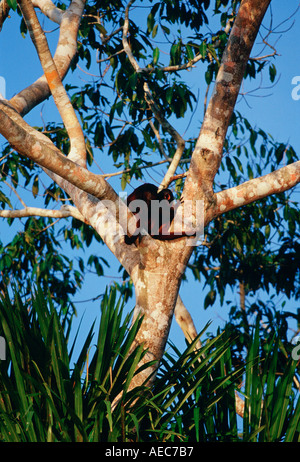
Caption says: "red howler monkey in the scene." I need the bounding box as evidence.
[124,183,195,244]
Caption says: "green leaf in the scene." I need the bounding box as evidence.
[269,63,277,83]
[170,41,182,65]
[161,25,170,35]
[147,13,155,33]
[204,289,216,309]
[205,67,213,85]
[199,41,207,58]
[105,120,115,142]
[32,174,39,198]
[152,24,158,39]
[234,156,243,173]
[97,24,107,36]
[153,47,160,65]
[265,224,270,239]
[142,129,154,149]
[6,0,17,10]
[166,86,173,105]
[247,163,254,179]
[185,44,194,61]
[0,190,12,208]
[128,72,137,90]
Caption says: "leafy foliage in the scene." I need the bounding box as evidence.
[0,285,150,441]
[0,285,299,442]
[0,216,85,310]
[188,112,300,310]
[241,318,300,442]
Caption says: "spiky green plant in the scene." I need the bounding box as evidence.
[0,285,150,442]
[242,318,300,442]
[0,285,299,442]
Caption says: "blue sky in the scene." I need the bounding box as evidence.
[0,1,300,353]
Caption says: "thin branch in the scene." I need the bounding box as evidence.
[0,175,27,207]
[251,38,279,61]
[174,295,201,350]
[140,78,186,189]
[148,120,169,161]
[170,172,187,182]
[122,0,185,191]
[96,48,125,63]
[142,78,185,191]
[101,158,190,179]
[122,0,140,72]
[100,26,123,44]
[174,294,245,418]
[138,53,204,75]
[0,205,86,221]
[203,83,210,118]
[239,282,246,311]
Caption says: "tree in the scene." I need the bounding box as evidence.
[0,0,299,397]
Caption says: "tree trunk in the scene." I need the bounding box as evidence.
[129,238,193,387]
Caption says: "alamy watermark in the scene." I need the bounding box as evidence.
[291,335,300,361]
[291,76,300,100]
[106,196,205,246]
[0,336,5,360]
[0,76,6,99]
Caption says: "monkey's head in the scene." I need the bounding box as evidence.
[157,188,174,203]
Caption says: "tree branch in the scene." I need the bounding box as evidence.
[138,53,204,75]
[0,205,85,221]
[0,0,9,31]
[0,100,141,273]
[174,294,245,418]
[32,0,63,24]
[10,0,86,116]
[0,174,27,207]
[122,0,185,191]
[174,295,201,350]
[0,98,142,270]
[17,0,86,167]
[148,120,169,161]
[0,101,113,202]
[184,0,272,202]
[142,82,186,191]
[215,161,300,216]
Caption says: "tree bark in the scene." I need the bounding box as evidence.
[0,0,9,31]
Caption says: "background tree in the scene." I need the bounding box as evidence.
[0,0,299,399]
